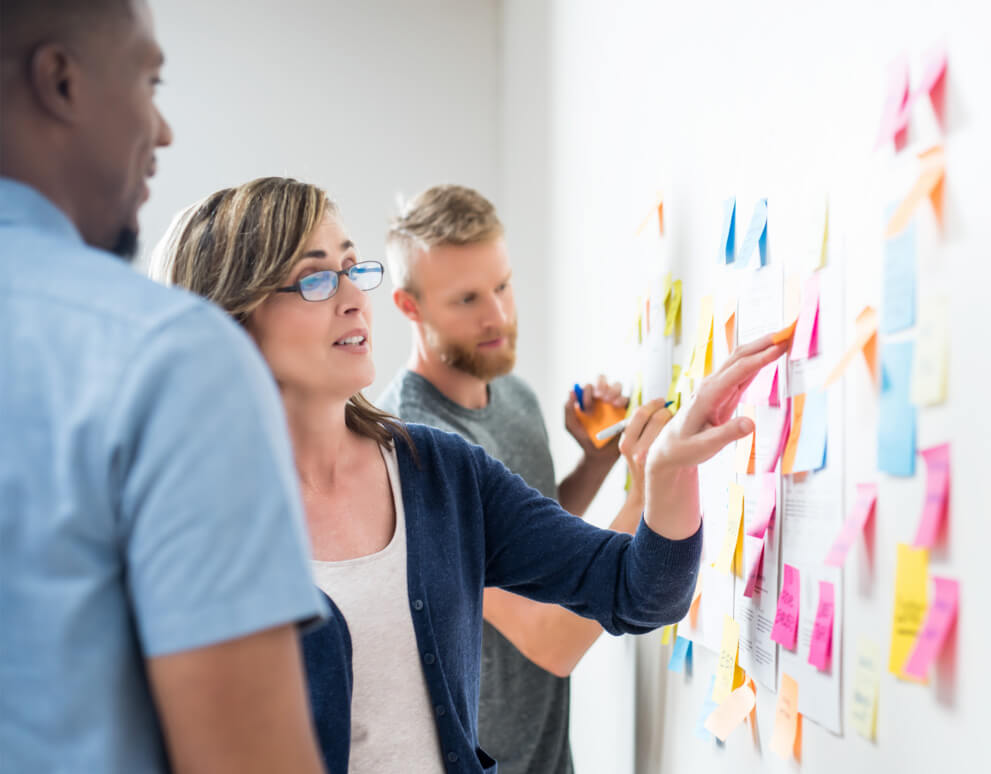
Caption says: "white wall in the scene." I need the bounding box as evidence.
[527,0,991,772]
[142,0,501,399]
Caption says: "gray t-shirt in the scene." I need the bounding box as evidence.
[377,370,573,774]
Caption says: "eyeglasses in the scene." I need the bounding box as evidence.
[276,260,384,302]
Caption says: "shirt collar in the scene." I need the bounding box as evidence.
[0,177,85,245]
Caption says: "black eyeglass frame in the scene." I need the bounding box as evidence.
[275,260,384,302]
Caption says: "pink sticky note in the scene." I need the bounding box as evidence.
[916,46,948,124]
[825,483,878,567]
[771,564,800,649]
[742,535,765,598]
[766,398,792,473]
[748,474,777,538]
[745,361,780,407]
[791,274,820,360]
[809,581,835,671]
[903,576,959,679]
[913,443,951,548]
[876,54,912,150]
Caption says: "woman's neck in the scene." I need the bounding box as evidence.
[280,388,362,493]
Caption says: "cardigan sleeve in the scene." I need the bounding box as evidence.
[472,442,702,636]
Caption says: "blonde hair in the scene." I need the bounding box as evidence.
[385,184,503,292]
[155,176,410,450]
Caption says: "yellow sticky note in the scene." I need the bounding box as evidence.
[889,543,929,681]
[666,364,682,407]
[688,296,714,378]
[665,280,682,337]
[660,272,673,306]
[704,682,756,742]
[850,638,882,741]
[715,483,745,574]
[661,623,677,645]
[770,672,800,760]
[817,200,830,269]
[712,614,740,703]
[911,296,949,406]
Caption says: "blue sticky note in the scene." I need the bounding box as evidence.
[668,636,692,673]
[738,198,768,268]
[881,220,917,333]
[695,675,720,741]
[792,389,828,472]
[878,340,917,476]
[721,197,736,264]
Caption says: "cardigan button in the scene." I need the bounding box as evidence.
[435,705,446,717]
[424,652,436,665]
[413,599,424,611]
[447,752,459,763]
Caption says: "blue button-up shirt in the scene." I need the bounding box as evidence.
[0,179,327,772]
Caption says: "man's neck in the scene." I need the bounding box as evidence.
[407,350,491,410]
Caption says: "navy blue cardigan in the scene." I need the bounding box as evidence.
[301,423,702,773]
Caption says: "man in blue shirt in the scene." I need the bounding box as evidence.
[0,2,331,772]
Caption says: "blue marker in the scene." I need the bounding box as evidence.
[573,383,585,412]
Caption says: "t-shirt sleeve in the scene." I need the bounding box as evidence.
[107,304,327,657]
[470,441,701,635]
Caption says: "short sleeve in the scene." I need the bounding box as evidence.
[107,304,326,657]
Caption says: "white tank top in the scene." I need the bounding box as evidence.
[310,445,444,773]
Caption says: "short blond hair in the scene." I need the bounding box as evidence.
[386,184,503,292]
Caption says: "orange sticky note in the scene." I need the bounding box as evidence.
[688,577,702,628]
[771,318,798,345]
[724,297,737,354]
[575,401,628,450]
[780,393,806,475]
[886,146,946,237]
[704,682,756,742]
[735,405,756,475]
[826,306,879,386]
[770,673,800,760]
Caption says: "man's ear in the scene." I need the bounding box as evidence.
[393,287,422,323]
[29,43,82,125]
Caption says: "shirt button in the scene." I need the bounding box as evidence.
[424,652,436,665]
[413,599,424,611]
[435,705,446,717]
[447,752,459,763]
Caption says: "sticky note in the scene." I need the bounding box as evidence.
[724,297,737,354]
[738,198,768,268]
[808,581,835,671]
[735,405,756,475]
[771,563,800,649]
[688,296,714,378]
[713,615,741,703]
[903,576,959,679]
[656,201,665,235]
[665,280,682,337]
[825,482,877,567]
[913,443,951,548]
[770,673,800,760]
[575,400,629,450]
[851,638,882,740]
[771,318,798,346]
[817,200,829,269]
[688,576,702,628]
[695,676,720,741]
[910,296,949,406]
[661,624,677,645]
[704,682,757,742]
[745,360,779,407]
[886,146,945,237]
[826,306,879,386]
[668,636,692,673]
[881,221,917,334]
[875,53,911,150]
[791,273,820,360]
[791,389,827,473]
[715,483,745,574]
[748,473,777,538]
[721,197,736,264]
[878,340,917,476]
[742,535,765,598]
[766,397,792,473]
[915,46,948,124]
[781,393,806,475]
[889,543,929,680]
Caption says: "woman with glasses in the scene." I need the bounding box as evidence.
[152,176,788,774]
